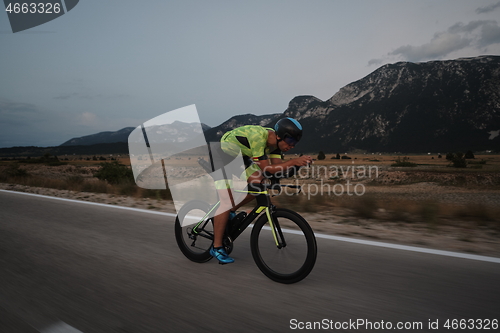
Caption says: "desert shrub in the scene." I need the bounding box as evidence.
[81,180,110,193]
[468,159,487,165]
[352,195,377,219]
[419,201,439,225]
[464,150,475,159]
[141,189,172,200]
[6,164,30,178]
[94,161,134,185]
[65,175,85,188]
[391,156,417,167]
[20,153,66,166]
[454,204,494,223]
[117,182,139,196]
[448,152,467,168]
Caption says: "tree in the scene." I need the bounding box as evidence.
[449,152,467,168]
[94,161,135,184]
[464,150,475,159]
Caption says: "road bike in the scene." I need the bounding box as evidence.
[175,162,317,284]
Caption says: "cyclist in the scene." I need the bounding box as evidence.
[210,117,312,264]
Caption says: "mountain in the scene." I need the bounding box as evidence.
[284,56,500,153]
[60,123,212,146]
[60,127,135,146]
[203,113,281,142]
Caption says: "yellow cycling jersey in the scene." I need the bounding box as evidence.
[220,125,282,161]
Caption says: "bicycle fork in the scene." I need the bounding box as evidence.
[265,206,286,249]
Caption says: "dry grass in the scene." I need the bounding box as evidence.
[0,162,171,200]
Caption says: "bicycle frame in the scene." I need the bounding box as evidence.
[190,185,296,248]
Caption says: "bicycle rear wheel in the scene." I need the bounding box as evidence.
[250,208,317,284]
[175,200,214,263]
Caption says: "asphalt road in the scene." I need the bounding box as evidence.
[1,191,499,333]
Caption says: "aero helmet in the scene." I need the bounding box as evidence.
[274,117,303,146]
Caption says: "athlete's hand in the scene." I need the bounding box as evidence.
[294,155,313,166]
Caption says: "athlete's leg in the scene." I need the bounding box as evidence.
[213,186,235,248]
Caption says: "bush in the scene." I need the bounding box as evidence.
[352,195,377,219]
[317,151,326,160]
[464,150,475,159]
[94,161,134,185]
[448,152,467,168]
[141,189,172,200]
[6,164,30,178]
[391,156,417,167]
[420,201,439,226]
[65,175,85,187]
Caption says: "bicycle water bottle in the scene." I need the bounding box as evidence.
[230,212,247,234]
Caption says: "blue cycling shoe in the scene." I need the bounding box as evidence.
[210,246,235,264]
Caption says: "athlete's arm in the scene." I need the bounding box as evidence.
[256,155,311,175]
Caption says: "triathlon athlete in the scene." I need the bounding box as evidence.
[210,117,312,264]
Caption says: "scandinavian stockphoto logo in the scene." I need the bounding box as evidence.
[128,105,248,226]
[3,0,79,33]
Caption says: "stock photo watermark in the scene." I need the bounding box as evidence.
[3,0,79,33]
[280,164,380,199]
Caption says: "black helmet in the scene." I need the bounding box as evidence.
[274,117,303,146]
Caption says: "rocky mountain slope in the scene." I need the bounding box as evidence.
[286,55,500,153]
[208,56,500,153]
[60,127,136,146]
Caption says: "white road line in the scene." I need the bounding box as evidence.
[315,233,500,264]
[1,189,499,264]
[0,189,177,217]
[40,321,83,333]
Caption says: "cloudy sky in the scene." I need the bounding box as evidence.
[1,0,500,148]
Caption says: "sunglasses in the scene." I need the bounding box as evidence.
[283,135,298,146]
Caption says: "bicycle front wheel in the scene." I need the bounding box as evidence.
[250,208,317,284]
[175,200,214,263]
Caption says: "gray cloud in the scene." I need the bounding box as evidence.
[389,32,472,62]
[476,1,500,14]
[53,92,130,100]
[449,21,489,34]
[367,58,383,66]
[371,20,500,64]
[478,20,500,47]
[0,99,38,114]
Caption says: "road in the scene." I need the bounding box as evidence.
[1,190,499,332]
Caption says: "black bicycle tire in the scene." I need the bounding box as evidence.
[174,200,214,263]
[250,208,317,284]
